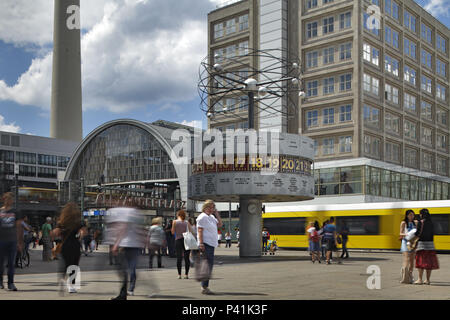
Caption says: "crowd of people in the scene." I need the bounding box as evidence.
[0,190,443,297]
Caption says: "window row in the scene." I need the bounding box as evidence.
[313,135,353,157]
[213,13,248,39]
[305,73,352,97]
[305,42,352,69]
[213,41,249,63]
[305,11,351,40]
[305,104,352,128]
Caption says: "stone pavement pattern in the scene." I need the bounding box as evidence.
[2,246,449,300]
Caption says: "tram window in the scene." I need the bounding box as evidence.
[432,214,450,235]
[336,216,379,235]
[263,218,306,235]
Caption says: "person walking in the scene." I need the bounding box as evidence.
[172,210,193,279]
[262,228,270,254]
[147,217,165,269]
[399,209,417,284]
[323,217,341,265]
[225,232,232,248]
[414,209,439,285]
[51,203,87,293]
[41,217,53,261]
[0,192,24,291]
[318,221,328,260]
[197,199,223,295]
[307,221,321,263]
[339,221,350,259]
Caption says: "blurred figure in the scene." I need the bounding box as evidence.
[105,205,147,300]
[147,217,165,269]
[83,227,93,256]
[339,221,350,259]
[319,220,328,260]
[172,210,193,279]
[262,228,270,254]
[94,229,101,250]
[41,217,53,261]
[217,229,222,247]
[0,192,24,291]
[165,220,176,258]
[197,200,223,295]
[236,228,240,248]
[414,209,439,285]
[51,203,87,293]
[225,232,232,248]
[307,221,320,263]
[323,217,341,265]
[189,218,199,266]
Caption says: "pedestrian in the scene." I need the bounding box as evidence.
[41,217,53,261]
[106,204,147,300]
[31,229,37,249]
[165,220,176,258]
[172,210,193,279]
[0,192,24,291]
[399,209,416,284]
[307,221,321,263]
[262,228,270,254]
[318,221,327,260]
[339,221,350,259]
[147,217,165,269]
[51,203,87,293]
[236,228,240,248]
[189,218,199,266]
[83,228,93,256]
[414,209,439,285]
[94,229,101,250]
[323,217,341,265]
[196,199,223,295]
[225,232,232,248]
[217,229,222,247]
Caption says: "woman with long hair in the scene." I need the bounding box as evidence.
[399,209,416,284]
[171,210,193,279]
[414,209,439,285]
[51,202,86,293]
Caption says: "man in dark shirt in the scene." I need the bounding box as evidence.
[0,192,24,291]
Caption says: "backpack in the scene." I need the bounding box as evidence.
[311,230,320,242]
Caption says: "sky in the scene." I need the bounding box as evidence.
[0,0,449,138]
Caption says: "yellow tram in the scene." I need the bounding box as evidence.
[262,201,450,251]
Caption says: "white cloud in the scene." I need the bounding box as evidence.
[0,114,21,133]
[178,119,204,129]
[0,0,215,113]
[424,0,450,17]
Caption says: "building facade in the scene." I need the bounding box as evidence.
[208,0,450,202]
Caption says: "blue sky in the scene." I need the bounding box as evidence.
[0,0,449,138]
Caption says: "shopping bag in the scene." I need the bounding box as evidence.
[183,231,198,250]
[195,253,210,282]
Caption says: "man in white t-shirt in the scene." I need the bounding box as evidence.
[196,200,223,295]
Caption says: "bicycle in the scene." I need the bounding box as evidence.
[16,248,30,269]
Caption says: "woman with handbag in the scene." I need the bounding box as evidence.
[51,203,87,293]
[414,209,439,285]
[399,210,416,284]
[171,210,193,279]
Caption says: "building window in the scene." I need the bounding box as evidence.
[339,43,352,60]
[404,93,416,113]
[38,154,57,166]
[323,47,334,64]
[306,0,318,9]
[404,38,417,60]
[364,135,381,158]
[17,152,36,165]
[339,12,351,30]
[363,43,379,66]
[214,23,224,39]
[385,26,399,49]
[384,55,399,77]
[0,150,14,162]
[307,22,318,39]
[437,34,447,54]
[385,83,399,104]
[339,136,352,153]
[306,80,318,97]
[364,13,379,36]
[339,74,352,91]
[239,14,249,31]
[323,0,334,4]
[363,105,380,128]
[363,73,379,96]
[323,17,334,34]
[385,142,401,163]
[421,101,433,121]
[404,66,417,86]
[421,23,432,44]
[404,120,417,140]
[421,75,433,94]
[19,165,36,177]
[1,135,10,146]
[436,83,447,101]
[437,107,448,126]
[385,113,400,134]
[239,95,248,111]
[405,147,418,168]
[314,139,319,157]
[306,51,319,68]
[323,107,335,125]
[437,158,448,176]
[339,105,352,122]
[307,110,319,127]
[323,138,335,155]
[422,152,433,172]
[404,10,416,33]
[238,41,249,56]
[421,49,432,69]
[436,59,447,78]
[323,77,335,95]
[226,19,236,35]
[37,167,57,179]
[437,133,448,151]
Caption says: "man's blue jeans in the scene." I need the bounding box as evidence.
[118,247,140,295]
[0,241,17,285]
[201,244,215,288]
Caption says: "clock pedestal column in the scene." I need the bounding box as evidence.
[239,198,262,257]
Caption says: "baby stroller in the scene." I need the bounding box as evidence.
[267,240,278,255]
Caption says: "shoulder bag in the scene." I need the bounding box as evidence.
[407,220,423,251]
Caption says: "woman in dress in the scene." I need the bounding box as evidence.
[414,208,439,285]
[399,209,416,284]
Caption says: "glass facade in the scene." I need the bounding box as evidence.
[69,125,177,185]
[314,165,450,200]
